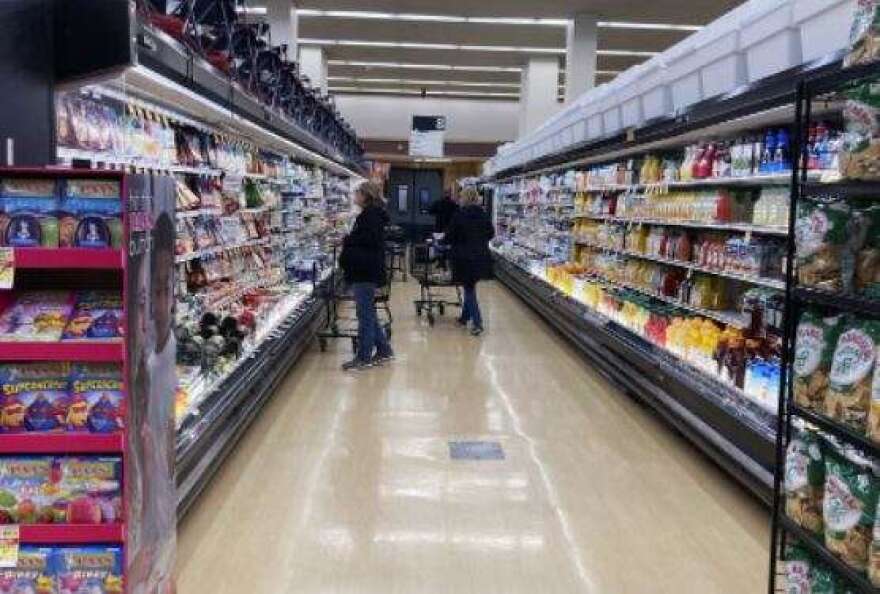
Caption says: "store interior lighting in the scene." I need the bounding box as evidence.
[301,39,658,57]
[326,61,524,73]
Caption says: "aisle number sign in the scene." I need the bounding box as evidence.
[410,116,446,158]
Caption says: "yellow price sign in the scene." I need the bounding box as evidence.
[0,525,20,568]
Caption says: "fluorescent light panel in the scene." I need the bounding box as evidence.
[328,60,522,73]
[302,38,657,57]
[329,86,520,98]
[328,77,522,88]
[294,9,702,31]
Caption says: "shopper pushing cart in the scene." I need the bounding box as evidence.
[443,187,495,336]
[338,181,395,371]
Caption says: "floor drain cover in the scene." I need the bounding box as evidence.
[449,441,505,460]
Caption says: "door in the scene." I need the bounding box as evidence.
[387,167,443,241]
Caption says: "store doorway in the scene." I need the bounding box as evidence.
[387,167,443,241]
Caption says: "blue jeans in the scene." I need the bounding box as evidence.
[460,283,482,329]
[352,282,391,362]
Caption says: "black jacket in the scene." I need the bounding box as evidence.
[340,204,388,284]
[428,198,459,233]
[444,205,495,285]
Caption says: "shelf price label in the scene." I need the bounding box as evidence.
[0,525,20,568]
[0,248,14,290]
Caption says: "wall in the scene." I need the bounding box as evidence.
[334,94,519,143]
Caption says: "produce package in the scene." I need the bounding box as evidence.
[0,179,59,248]
[845,0,880,68]
[856,204,880,298]
[0,363,70,433]
[785,430,826,534]
[785,541,812,593]
[55,546,123,594]
[841,79,880,180]
[823,445,879,572]
[0,546,55,594]
[61,292,123,342]
[0,292,73,343]
[826,318,880,433]
[794,311,844,412]
[796,198,858,293]
[58,180,122,249]
[66,364,123,433]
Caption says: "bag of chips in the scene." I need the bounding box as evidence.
[785,429,826,534]
[823,444,879,572]
[845,0,880,68]
[794,311,844,412]
[841,80,880,180]
[796,198,855,293]
[826,318,880,433]
[871,496,880,586]
[785,541,812,594]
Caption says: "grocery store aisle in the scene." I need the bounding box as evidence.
[176,279,768,594]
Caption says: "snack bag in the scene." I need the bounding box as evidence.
[0,363,70,433]
[54,457,121,525]
[0,546,55,594]
[67,364,123,433]
[59,180,122,249]
[0,179,59,248]
[796,198,855,293]
[840,80,880,180]
[0,457,54,524]
[784,541,812,594]
[61,292,122,342]
[872,496,880,586]
[794,311,844,412]
[0,292,73,343]
[812,561,856,593]
[785,429,825,534]
[826,319,880,433]
[856,205,880,298]
[823,445,879,572]
[845,0,880,68]
[55,547,123,594]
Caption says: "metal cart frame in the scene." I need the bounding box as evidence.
[410,241,462,326]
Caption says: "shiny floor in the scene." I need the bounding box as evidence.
[176,280,769,594]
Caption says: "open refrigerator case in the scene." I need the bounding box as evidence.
[52,78,355,519]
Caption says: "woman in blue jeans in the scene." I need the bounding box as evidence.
[444,187,495,336]
[339,181,394,371]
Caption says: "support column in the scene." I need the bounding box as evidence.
[266,0,298,57]
[299,45,328,92]
[518,56,561,138]
[565,13,598,104]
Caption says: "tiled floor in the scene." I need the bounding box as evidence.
[176,279,769,593]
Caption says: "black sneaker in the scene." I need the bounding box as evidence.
[372,351,395,365]
[470,326,484,336]
[456,318,468,327]
[341,358,372,371]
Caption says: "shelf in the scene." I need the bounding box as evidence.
[174,237,271,263]
[780,516,879,594]
[0,432,124,455]
[794,287,880,318]
[13,248,123,270]
[574,242,786,289]
[0,341,124,362]
[568,213,788,236]
[57,147,222,177]
[19,523,124,545]
[801,179,880,198]
[176,208,223,219]
[792,405,880,460]
[577,171,830,193]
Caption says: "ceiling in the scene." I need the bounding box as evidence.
[279,0,746,100]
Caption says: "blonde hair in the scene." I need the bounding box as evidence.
[356,181,385,207]
[459,186,481,206]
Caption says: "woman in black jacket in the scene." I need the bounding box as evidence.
[444,187,495,336]
[339,181,393,370]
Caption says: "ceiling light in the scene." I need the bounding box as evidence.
[597,21,702,31]
[597,49,660,57]
[301,38,565,54]
[329,86,519,98]
[328,77,523,89]
[327,60,523,73]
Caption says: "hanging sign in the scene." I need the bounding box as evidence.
[410,116,446,158]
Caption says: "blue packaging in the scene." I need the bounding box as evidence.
[55,546,123,594]
[67,364,123,434]
[0,546,54,594]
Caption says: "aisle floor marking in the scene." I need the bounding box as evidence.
[448,441,505,460]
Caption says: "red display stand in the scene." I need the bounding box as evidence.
[0,168,176,594]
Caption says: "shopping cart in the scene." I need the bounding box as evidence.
[410,239,462,326]
[317,248,393,353]
[385,225,407,282]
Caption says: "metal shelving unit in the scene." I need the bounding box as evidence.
[768,61,880,594]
